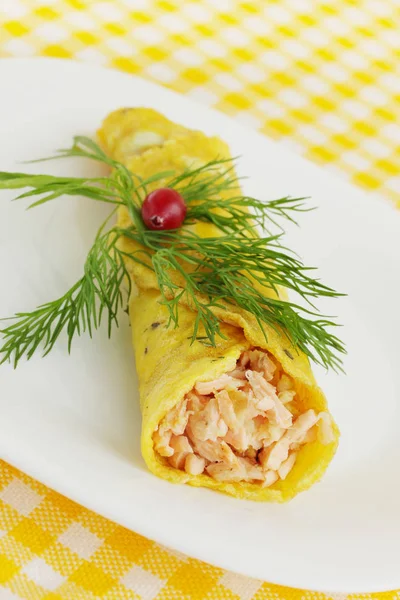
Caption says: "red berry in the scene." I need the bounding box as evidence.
[141,188,187,230]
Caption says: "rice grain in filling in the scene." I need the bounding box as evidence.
[153,348,334,487]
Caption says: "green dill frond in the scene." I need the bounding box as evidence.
[0,136,346,371]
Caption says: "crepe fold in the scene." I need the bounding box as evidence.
[98,108,339,502]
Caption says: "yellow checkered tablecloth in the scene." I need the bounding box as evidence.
[0,1,399,598]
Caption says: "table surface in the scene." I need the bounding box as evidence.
[0,1,399,599]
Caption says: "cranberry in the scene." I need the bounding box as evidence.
[141,188,187,230]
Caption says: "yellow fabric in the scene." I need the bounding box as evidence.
[98,108,339,501]
[0,0,399,597]
[1,0,399,205]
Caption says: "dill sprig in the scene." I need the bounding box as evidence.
[0,136,345,370]
[0,222,130,365]
[122,228,345,371]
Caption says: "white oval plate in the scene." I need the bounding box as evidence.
[0,58,399,594]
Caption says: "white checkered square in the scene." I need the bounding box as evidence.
[219,571,262,600]
[198,39,227,57]
[34,23,68,43]
[0,479,43,516]
[58,523,103,559]
[3,39,36,57]
[145,63,176,84]
[121,565,165,600]
[0,0,27,18]
[23,558,65,591]
[91,1,123,21]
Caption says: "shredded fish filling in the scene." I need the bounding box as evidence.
[153,348,334,486]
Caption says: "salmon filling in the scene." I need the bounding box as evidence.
[153,349,334,486]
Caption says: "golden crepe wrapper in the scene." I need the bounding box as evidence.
[98,108,339,502]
